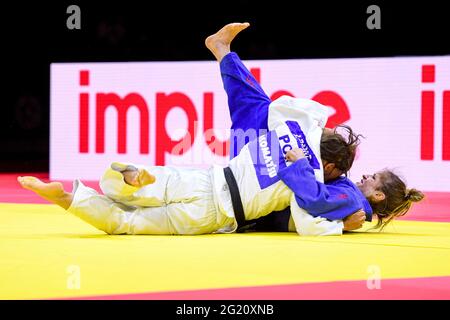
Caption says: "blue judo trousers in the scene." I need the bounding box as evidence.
[220,52,292,231]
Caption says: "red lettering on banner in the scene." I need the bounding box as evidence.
[421,91,435,160]
[312,91,350,128]
[79,93,89,153]
[443,91,450,160]
[96,93,150,154]
[420,65,450,161]
[79,70,89,86]
[77,63,450,169]
[203,92,229,156]
[77,67,361,164]
[79,70,90,153]
[155,92,198,166]
[421,64,436,160]
[422,65,435,83]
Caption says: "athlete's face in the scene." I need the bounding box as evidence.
[356,172,386,203]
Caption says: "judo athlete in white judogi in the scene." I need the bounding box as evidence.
[17,23,365,237]
[71,95,345,236]
[18,94,349,236]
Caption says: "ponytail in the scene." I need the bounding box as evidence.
[405,188,425,203]
[370,171,424,231]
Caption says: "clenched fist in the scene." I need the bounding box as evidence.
[343,210,366,231]
[285,148,306,162]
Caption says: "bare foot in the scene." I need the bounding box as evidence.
[205,22,250,62]
[17,176,73,209]
[122,169,156,187]
[18,176,65,197]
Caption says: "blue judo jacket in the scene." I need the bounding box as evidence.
[278,158,373,222]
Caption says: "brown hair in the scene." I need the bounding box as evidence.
[370,170,425,230]
[320,124,363,176]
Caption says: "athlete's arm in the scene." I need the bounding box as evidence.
[279,149,363,220]
[289,194,344,236]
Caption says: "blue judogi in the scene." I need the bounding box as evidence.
[220,52,271,158]
[220,52,372,227]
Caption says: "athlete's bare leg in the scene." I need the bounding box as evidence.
[205,22,250,62]
[17,176,73,210]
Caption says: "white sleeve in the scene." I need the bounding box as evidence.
[267,96,330,131]
[290,194,344,236]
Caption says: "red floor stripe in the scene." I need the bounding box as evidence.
[397,192,450,222]
[1,173,449,222]
[67,276,450,300]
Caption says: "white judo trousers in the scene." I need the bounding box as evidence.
[67,165,236,235]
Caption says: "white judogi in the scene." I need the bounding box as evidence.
[67,96,344,236]
[223,96,344,235]
[68,167,236,235]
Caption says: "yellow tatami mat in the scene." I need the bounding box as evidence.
[1,203,450,299]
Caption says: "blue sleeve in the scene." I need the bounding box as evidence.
[277,159,361,220]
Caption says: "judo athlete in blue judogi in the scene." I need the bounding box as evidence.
[212,24,371,232]
[208,23,423,232]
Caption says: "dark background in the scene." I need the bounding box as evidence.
[1,0,449,172]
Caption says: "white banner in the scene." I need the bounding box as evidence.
[50,56,450,191]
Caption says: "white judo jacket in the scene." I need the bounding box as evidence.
[90,96,345,236]
[212,95,344,236]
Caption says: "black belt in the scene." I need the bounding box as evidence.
[223,167,247,233]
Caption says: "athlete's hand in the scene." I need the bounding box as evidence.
[343,210,366,231]
[285,148,305,162]
[122,169,155,187]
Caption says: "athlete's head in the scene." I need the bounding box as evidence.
[356,170,425,230]
[320,125,362,181]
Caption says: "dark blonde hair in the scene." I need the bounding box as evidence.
[320,125,363,176]
[370,170,425,230]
